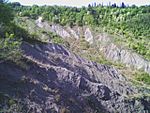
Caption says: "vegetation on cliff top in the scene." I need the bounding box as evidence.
[11,3,150,60]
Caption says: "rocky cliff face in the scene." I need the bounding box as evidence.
[0,42,150,113]
[0,18,150,113]
[36,20,150,74]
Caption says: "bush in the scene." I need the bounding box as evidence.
[0,32,21,62]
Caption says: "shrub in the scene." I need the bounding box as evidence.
[0,33,21,62]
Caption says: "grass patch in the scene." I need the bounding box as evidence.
[135,72,150,85]
[52,36,64,44]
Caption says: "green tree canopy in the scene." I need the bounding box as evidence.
[0,0,14,24]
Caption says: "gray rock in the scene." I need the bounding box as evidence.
[0,42,149,113]
[36,21,150,74]
[84,28,94,44]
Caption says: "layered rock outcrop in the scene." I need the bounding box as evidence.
[0,42,149,112]
[36,20,150,74]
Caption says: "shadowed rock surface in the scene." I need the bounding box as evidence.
[0,42,150,113]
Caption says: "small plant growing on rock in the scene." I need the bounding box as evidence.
[135,72,150,85]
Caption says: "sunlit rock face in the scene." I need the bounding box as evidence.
[36,20,150,74]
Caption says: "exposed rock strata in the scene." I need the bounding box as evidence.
[0,42,149,113]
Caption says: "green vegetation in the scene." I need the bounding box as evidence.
[14,17,64,44]
[135,72,150,85]
[0,32,21,61]
[51,35,64,44]
[0,1,150,111]
[0,0,22,62]
[0,0,14,24]
[11,3,150,60]
[2,1,149,82]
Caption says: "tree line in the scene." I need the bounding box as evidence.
[6,2,150,60]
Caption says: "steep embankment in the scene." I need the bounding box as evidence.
[35,19,150,74]
[0,42,150,113]
[1,3,150,113]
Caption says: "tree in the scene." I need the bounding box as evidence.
[0,0,14,24]
[11,2,21,8]
[121,2,126,8]
[94,2,97,7]
[112,3,117,8]
[88,4,92,8]
[0,0,21,62]
[76,13,83,26]
[83,14,94,25]
[0,0,4,3]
